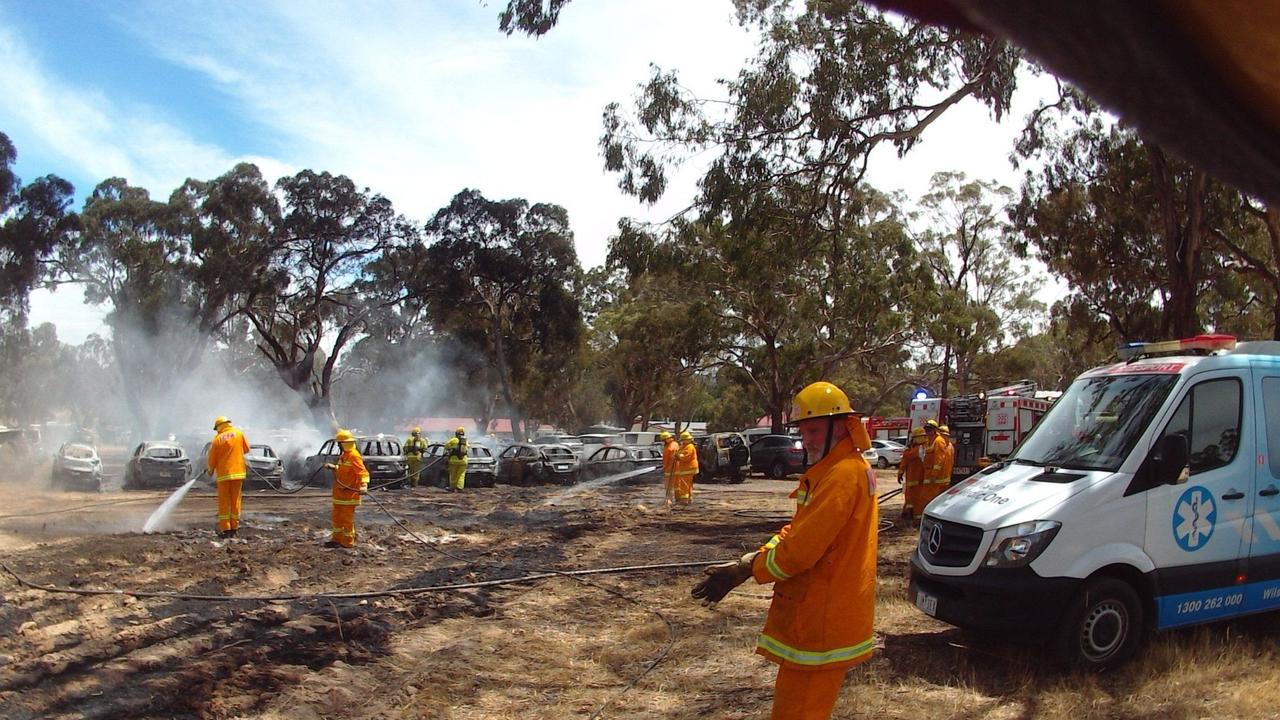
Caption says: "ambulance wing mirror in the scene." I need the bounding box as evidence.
[1153,434,1190,486]
[1126,434,1190,496]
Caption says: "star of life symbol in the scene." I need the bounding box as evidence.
[1173,485,1216,551]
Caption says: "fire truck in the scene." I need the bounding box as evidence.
[864,416,910,440]
[909,380,1055,484]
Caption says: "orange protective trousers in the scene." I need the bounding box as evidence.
[771,665,847,719]
[331,503,357,547]
[217,478,243,532]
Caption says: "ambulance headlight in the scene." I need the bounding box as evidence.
[983,520,1061,568]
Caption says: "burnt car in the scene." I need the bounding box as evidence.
[51,442,104,492]
[122,441,192,490]
[420,443,498,488]
[694,432,750,484]
[497,443,580,485]
[295,435,407,488]
[580,445,663,484]
[198,442,286,488]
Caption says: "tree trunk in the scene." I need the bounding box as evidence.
[491,317,524,442]
[939,344,953,399]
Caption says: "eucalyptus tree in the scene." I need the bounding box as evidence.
[241,170,418,430]
[416,189,582,441]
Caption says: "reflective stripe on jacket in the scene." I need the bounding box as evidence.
[207,427,250,482]
[898,442,924,487]
[750,434,878,671]
[333,448,370,504]
[673,441,698,476]
[662,439,679,474]
[444,437,468,466]
[923,435,949,482]
[404,436,428,457]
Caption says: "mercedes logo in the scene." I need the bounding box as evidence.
[927,524,943,556]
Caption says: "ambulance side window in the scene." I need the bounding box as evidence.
[1158,378,1241,475]
[1261,377,1280,479]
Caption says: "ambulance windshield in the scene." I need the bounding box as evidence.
[1013,373,1178,472]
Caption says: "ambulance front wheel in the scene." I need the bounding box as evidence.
[1052,576,1144,672]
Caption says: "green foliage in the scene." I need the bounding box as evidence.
[498,0,571,36]
[416,189,583,440]
[0,131,79,324]
[243,170,417,429]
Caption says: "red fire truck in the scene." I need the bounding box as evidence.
[908,381,1056,484]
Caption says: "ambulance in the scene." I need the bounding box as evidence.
[909,335,1280,670]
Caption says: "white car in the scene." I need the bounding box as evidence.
[864,439,905,468]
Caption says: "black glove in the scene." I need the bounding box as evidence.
[691,553,755,606]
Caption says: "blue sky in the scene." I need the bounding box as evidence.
[1,1,1054,343]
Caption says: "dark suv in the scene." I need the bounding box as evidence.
[749,434,807,478]
[295,436,407,488]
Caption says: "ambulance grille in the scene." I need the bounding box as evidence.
[918,516,984,568]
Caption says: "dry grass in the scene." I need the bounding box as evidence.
[9,474,1280,719]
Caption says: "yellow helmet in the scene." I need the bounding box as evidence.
[679,431,693,441]
[658,431,673,440]
[925,419,939,430]
[335,429,355,443]
[910,427,926,438]
[940,425,951,435]
[456,426,466,435]
[412,426,421,434]
[790,381,856,422]
[212,416,231,430]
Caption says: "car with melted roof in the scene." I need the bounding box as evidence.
[123,441,192,490]
[295,435,407,488]
[497,443,580,485]
[421,442,498,488]
[51,442,104,491]
[581,445,664,483]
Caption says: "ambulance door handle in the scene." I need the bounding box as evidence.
[1222,490,1245,500]
[1260,486,1280,497]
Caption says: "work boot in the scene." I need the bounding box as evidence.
[218,529,233,539]
[323,540,342,548]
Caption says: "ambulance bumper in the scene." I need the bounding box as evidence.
[909,552,1078,638]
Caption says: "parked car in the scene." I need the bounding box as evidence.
[497,443,580,485]
[198,442,286,488]
[421,443,498,488]
[123,441,191,490]
[742,427,774,444]
[573,433,623,459]
[51,442,104,492]
[694,432,750,484]
[748,434,807,479]
[295,435,407,488]
[865,439,906,468]
[581,445,663,483]
[532,433,584,456]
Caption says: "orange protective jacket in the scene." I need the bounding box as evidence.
[662,438,679,475]
[942,437,956,480]
[898,442,924,487]
[674,441,698,479]
[923,435,949,484]
[333,447,370,505]
[750,423,879,671]
[207,426,250,482]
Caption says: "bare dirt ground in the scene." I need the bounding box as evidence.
[4,460,1280,719]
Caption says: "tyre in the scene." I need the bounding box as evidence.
[728,468,745,484]
[1052,577,1144,672]
[770,460,786,480]
[877,456,889,469]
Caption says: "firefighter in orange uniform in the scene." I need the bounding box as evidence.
[692,381,878,720]
[939,425,956,486]
[324,429,369,549]
[660,431,679,508]
[897,426,926,525]
[672,431,698,505]
[207,416,250,539]
[920,420,950,509]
